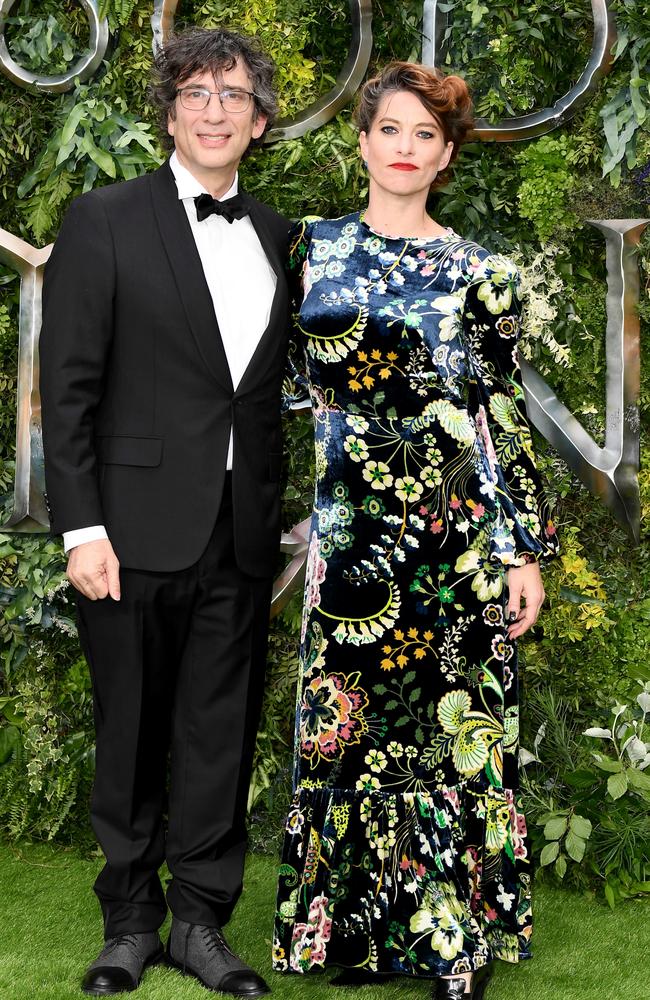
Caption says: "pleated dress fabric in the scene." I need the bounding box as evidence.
[273,213,558,980]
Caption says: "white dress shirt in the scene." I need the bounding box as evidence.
[63,152,277,553]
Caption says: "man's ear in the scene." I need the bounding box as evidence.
[251,114,268,141]
[167,109,176,138]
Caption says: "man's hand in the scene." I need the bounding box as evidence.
[506,562,544,640]
[67,539,121,601]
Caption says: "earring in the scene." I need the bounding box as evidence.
[362,159,368,169]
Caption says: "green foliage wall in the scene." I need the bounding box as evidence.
[0,0,648,905]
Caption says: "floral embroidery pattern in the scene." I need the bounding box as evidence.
[275,214,558,979]
[300,670,369,765]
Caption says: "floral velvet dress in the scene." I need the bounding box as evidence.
[273,213,558,980]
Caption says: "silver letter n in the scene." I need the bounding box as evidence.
[520,220,648,543]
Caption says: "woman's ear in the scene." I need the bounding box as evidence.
[359,130,369,164]
[439,140,454,174]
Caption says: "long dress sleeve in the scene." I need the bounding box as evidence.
[463,254,559,567]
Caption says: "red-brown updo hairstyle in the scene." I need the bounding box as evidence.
[355,62,473,190]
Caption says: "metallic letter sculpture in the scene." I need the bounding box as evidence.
[422,0,617,141]
[271,518,311,616]
[520,219,648,543]
[0,230,51,532]
[0,0,109,94]
[150,0,373,142]
[268,0,372,142]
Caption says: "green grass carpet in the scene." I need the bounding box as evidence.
[1,841,648,1000]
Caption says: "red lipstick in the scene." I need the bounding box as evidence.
[389,162,418,171]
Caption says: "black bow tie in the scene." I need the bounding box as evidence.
[194,192,249,224]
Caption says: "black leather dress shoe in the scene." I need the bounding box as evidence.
[81,932,164,995]
[331,968,394,986]
[473,965,492,1000]
[435,965,492,1000]
[167,918,269,997]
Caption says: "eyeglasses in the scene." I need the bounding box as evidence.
[176,86,257,113]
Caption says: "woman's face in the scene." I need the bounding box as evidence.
[359,88,454,200]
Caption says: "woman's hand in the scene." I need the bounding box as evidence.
[506,562,545,640]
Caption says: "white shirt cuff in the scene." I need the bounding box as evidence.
[63,525,108,553]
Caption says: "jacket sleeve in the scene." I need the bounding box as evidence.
[281,217,315,412]
[39,192,115,534]
[463,253,559,567]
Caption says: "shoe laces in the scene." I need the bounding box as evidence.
[105,933,139,953]
[200,924,236,958]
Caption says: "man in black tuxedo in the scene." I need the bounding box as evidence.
[39,28,290,997]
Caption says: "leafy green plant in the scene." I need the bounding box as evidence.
[583,689,650,805]
[17,84,162,241]
[98,0,138,29]
[599,0,650,186]
[539,810,593,879]
[3,1,89,75]
[522,686,650,905]
[516,135,578,242]
[0,535,94,842]
[438,0,594,121]
[5,14,78,74]
[513,243,582,373]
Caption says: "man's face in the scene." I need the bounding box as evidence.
[168,60,267,196]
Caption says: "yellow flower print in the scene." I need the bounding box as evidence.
[364,749,387,773]
[362,460,394,490]
[438,690,502,777]
[496,314,519,338]
[454,548,504,601]
[356,773,381,792]
[475,256,518,314]
[437,690,472,734]
[343,435,369,462]
[432,911,464,960]
[347,348,402,391]
[452,724,490,775]
[380,627,439,672]
[420,399,475,444]
[409,889,466,960]
[485,797,511,852]
[394,477,424,502]
[420,465,443,488]
[429,293,463,343]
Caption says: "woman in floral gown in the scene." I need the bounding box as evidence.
[273,63,558,999]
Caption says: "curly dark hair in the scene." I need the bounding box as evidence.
[150,27,278,153]
[355,62,474,190]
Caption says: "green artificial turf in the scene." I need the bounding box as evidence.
[0,841,648,1000]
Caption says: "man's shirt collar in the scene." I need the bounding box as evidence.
[169,151,239,201]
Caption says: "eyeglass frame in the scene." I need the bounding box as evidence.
[175,86,259,114]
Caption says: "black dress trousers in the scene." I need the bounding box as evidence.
[75,479,273,936]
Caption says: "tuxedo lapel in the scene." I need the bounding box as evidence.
[149,162,233,392]
[237,194,288,393]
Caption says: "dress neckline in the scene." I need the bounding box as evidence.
[357,212,458,244]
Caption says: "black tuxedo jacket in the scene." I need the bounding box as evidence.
[39,161,291,576]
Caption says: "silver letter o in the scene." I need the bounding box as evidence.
[0,0,109,93]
